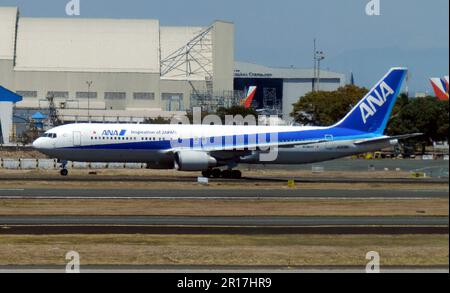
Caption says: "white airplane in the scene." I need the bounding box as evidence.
[33,68,420,178]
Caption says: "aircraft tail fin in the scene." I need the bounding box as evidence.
[241,86,257,109]
[333,68,408,134]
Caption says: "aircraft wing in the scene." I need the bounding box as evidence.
[354,133,423,145]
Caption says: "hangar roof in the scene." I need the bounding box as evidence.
[0,7,18,60]
[14,18,161,73]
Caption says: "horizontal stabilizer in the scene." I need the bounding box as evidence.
[354,133,423,145]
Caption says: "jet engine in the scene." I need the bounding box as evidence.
[174,151,218,171]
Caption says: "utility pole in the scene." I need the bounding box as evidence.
[313,39,317,92]
[86,81,93,123]
[313,39,325,92]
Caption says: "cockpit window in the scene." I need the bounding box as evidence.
[42,133,57,139]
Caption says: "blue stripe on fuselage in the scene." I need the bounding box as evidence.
[61,127,378,151]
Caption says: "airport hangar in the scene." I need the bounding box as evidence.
[0,7,234,124]
[234,62,346,119]
[0,6,345,143]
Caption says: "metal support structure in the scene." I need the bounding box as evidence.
[46,94,61,127]
[262,88,282,116]
[160,26,214,80]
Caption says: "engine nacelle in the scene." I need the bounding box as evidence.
[174,151,217,171]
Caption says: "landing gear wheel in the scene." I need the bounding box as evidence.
[221,170,232,179]
[231,170,242,179]
[202,170,211,178]
[60,169,69,176]
[211,169,222,178]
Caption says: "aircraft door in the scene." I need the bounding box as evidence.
[73,131,82,147]
[325,135,334,150]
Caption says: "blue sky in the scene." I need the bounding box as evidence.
[1,0,449,93]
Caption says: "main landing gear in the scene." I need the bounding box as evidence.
[202,169,242,179]
[59,160,69,176]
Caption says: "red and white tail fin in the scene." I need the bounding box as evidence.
[430,77,449,101]
[241,86,257,109]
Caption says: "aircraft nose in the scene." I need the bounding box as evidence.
[32,138,43,149]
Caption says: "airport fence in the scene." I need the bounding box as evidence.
[0,158,145,170]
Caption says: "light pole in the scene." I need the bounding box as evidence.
[86,81,93,123]
[316,50,325,91]
[313,39,325,92]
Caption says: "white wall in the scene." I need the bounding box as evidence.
[0,7,17,60]
[0,102,13,144]
[283,79,314,120]
[15,18,160,73]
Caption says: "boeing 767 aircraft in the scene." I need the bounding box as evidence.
[33,68,420,178]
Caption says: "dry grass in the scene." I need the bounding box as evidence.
[0,199,447,217]
[0,234,447,266]
[0,179,447,191]
[0,150,48,159]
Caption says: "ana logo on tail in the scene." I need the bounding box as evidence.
[360,81,394,124]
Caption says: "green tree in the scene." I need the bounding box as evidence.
[20,121,41,145]
[185,106,258,125]
[387,97,449,151]
[143,117,172,124]
[290,86,449,153]
[215,106,258,124]
[290,85,368,126]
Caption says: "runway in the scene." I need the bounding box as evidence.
[0,188,448,199]
[0,175,448,185]
[0,216,447,235]
[0,215,448,226]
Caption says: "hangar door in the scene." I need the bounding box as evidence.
[282,79,313,120]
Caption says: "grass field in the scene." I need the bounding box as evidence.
[0,198,448,217]
[0,179,447,191]
[0,234,447,266]
[0,166,447,268]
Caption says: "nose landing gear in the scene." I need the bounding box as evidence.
[59,160,69,176]
[202,169,242,179]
